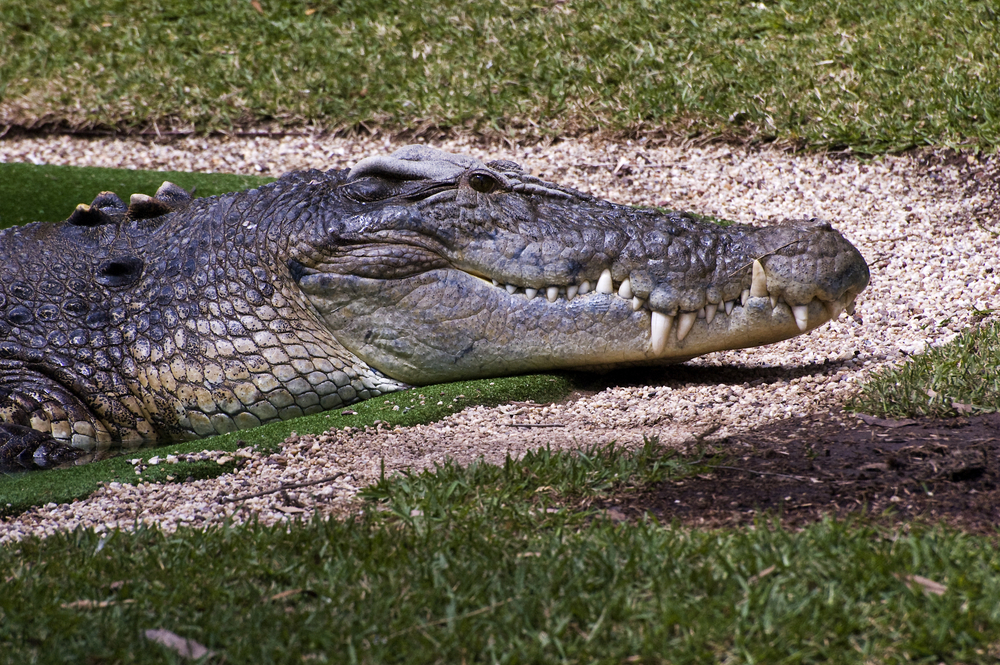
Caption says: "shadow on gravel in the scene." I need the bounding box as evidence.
[572,358,857,392]
[606,410,1000,534]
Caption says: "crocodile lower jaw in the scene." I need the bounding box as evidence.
[476,258,859,357]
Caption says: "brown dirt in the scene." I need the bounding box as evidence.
[607,411,1000,534]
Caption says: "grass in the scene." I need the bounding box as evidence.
[849,318,1000,418]
[4,4,1000,656]
[1,0,998,151]
[0,162,273,229]
[3,440,1000,662]
[0,372,573,518]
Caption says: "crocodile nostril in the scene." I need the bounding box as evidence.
[95,257,144,287]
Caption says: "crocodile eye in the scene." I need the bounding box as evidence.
[468,173,499,194]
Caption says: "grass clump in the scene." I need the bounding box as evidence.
[2,0,999,151]
[361,437,692,516]
[3,441,1000,663]
[850,319,1000,418]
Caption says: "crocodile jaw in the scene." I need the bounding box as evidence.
[299,266,853,385]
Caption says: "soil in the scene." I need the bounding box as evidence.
[607,411,1000,533]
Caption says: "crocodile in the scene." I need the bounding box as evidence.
[0,145,869,469]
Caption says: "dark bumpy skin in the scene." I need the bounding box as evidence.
[0,146,869,469]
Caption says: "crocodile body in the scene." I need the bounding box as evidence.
[0,146,869,468]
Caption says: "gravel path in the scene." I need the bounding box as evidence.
[1,134,997,542]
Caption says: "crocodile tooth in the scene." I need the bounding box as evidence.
[741,289,750,306]
[697,307,706,319]
[618,278,633,300]
[676,311,697,342]
[770,295,778,309]
[492,279,500,287]
[725,300,734,315]
[596,269,614,294]
[705,303,718,324]
[506,284,518,294]
[825,299,845,320]
[546,286,559,302]
[846,300,856,316]
[632,296,644,311]
[566,285,578,300]
[650,311,673,355]
[578,280,591,295]
[525,288,538,299]
[792,304,809,331]
[750,259,769,297]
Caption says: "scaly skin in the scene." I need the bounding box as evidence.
[0,146,869,469]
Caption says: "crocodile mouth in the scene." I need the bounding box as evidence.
[298,249,867,385]
[468,258,863,356]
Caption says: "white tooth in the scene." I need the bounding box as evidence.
[546,286,559,302]
[705,303,718,324]
[525,288,538,299]
[676,311,697,342]
[697,307,706,319]
[725,300,734,315]
[792,304,809,331]
[506,284,518,294]
[632,296,644,311]
[741,289,750,306]
[566,285,579,300]
[846,300,856,316]
[770,295,778,309]
[596,269,614,294]
[492,279,500,287]
[578,280,591,295]
[618,278,633,300]
[650,311,673,355]
[750,259,768,298]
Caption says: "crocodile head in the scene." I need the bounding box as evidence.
[295,145,869,385]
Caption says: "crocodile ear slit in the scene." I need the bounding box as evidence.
[95,256,145,287]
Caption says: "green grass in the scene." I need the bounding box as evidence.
[4,5,1000,655]
[2,0,999,151]
[0,373,573,518]
[3,441,1000,663]
[849,318,1000,419]
[0,162,273,229]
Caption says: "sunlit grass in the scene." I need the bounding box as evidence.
[3,442,999,662]
[849,318,1000,418]
[2,0,998,151]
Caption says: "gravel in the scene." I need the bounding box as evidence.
[1,133,997,542]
